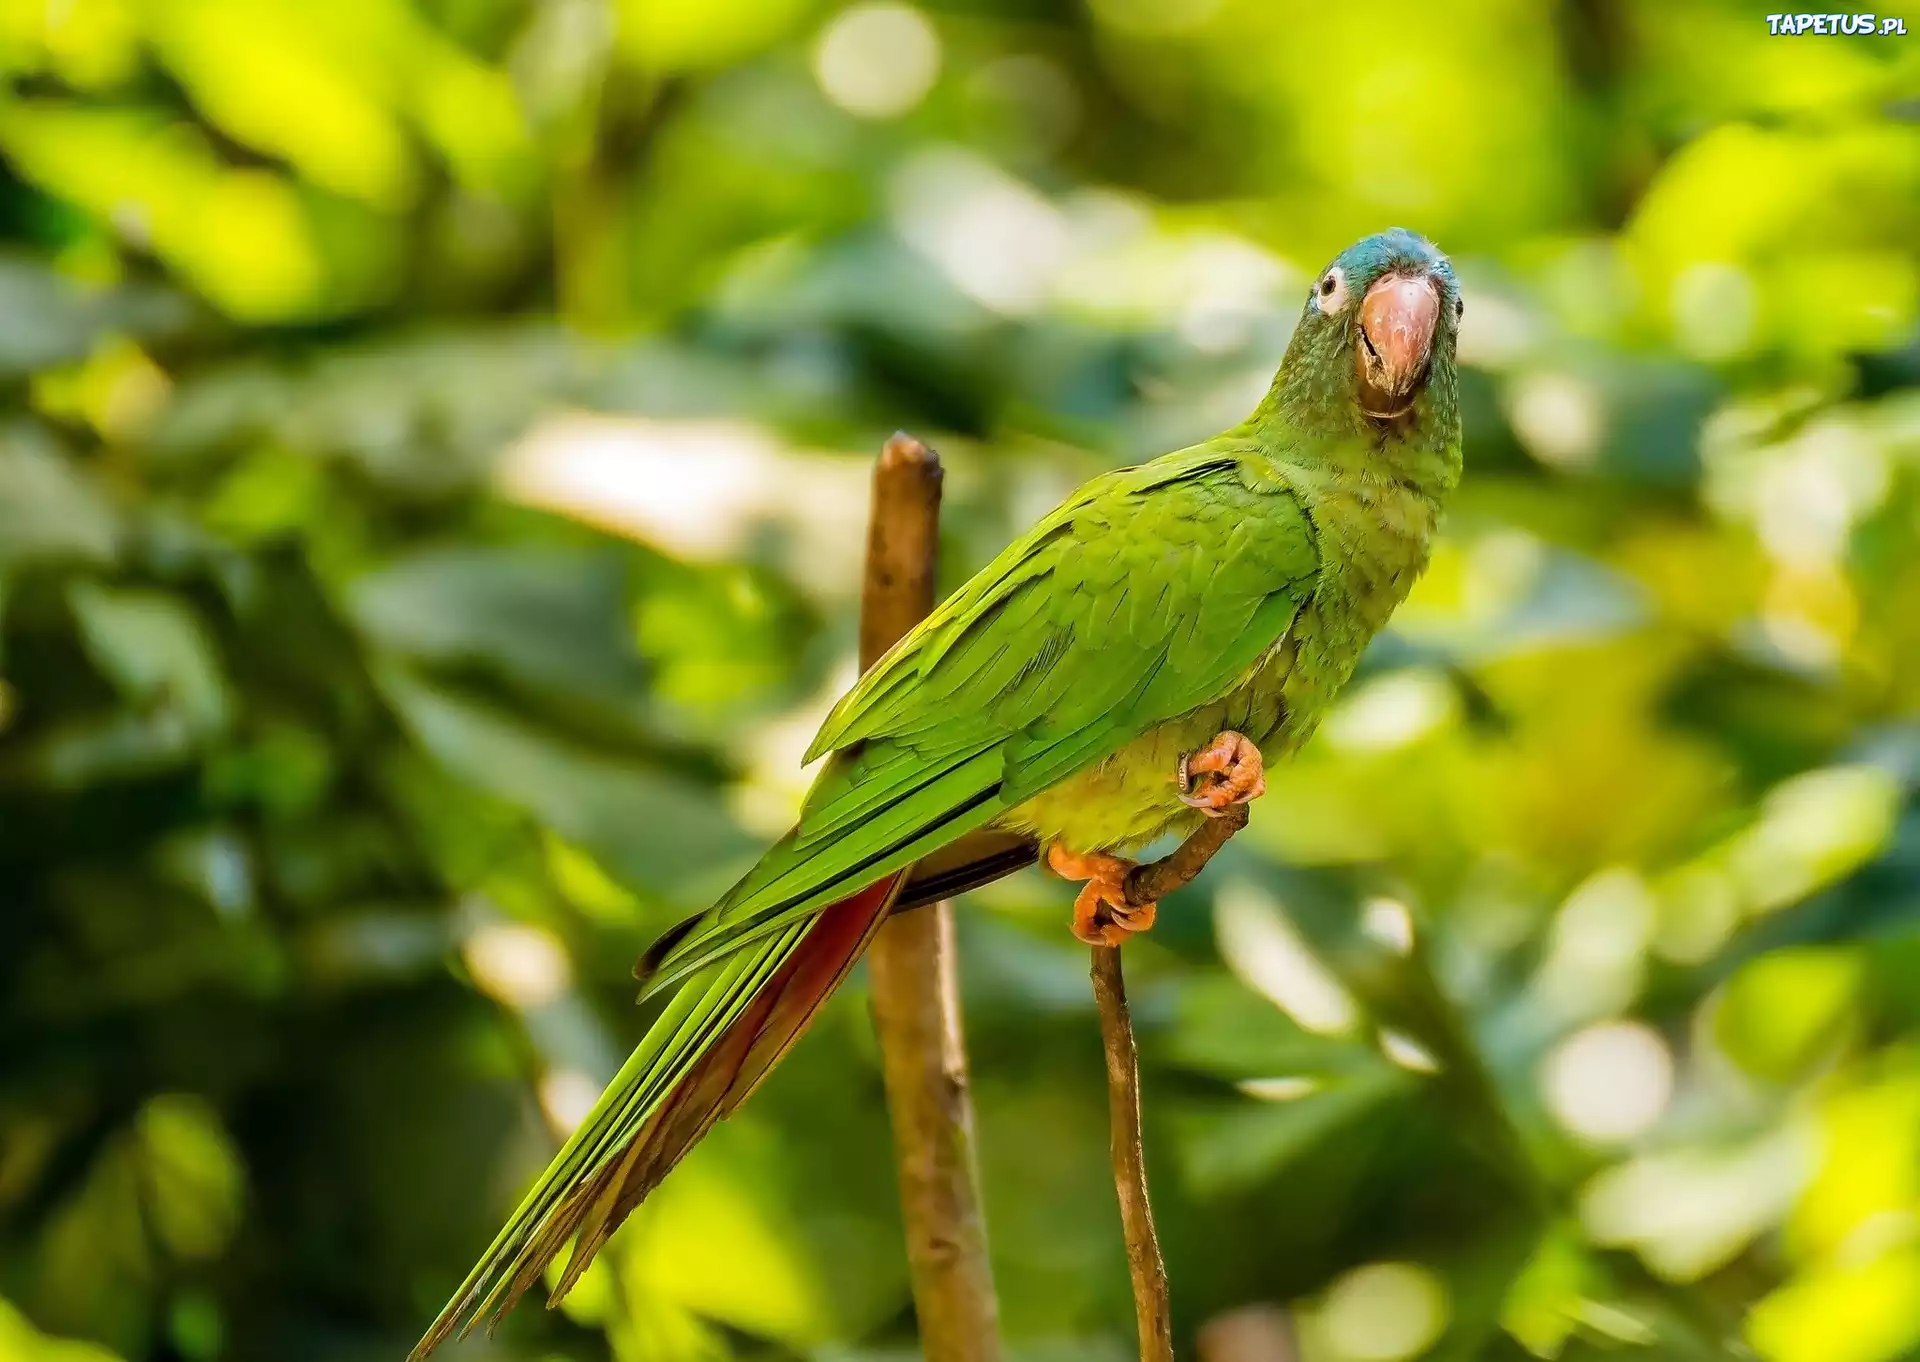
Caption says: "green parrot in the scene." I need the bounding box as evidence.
[413,226,1463,1356]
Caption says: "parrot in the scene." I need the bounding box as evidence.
[412,226,1463,1357]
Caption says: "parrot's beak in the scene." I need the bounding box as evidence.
[1357,272,1440,406]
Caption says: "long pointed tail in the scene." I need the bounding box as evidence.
[411,871,907,1360]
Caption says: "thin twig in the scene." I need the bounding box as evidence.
[1095,802,1249,1362]
[1092,947,1174,1362]
[1123,804,1249,908]
[861,432,1003,1362]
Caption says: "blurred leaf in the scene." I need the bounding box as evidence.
[622,1149,850,1347]
[1500,1225,1597,1359]
[1166,971,1367,1083]
[200,721,333,821]
[0,102,334,322]
[133,1095,244,1261]
[16,707,202,787]
[0,1298,125,1362]
[146,328,599,489]
[0,258,189,379]
[1172,1063,1407,1197]
[67,581,228,735]
[1788,1070,1920,1263]
[1713,945,1864,1084]
[377,665,749,899]
[0,429,117,568]
[350,544,652,724]
[1579,1126,1811,1284]
[32,1125,156,1352]
[1748,1247,1920,1362]
[617,0,812,72]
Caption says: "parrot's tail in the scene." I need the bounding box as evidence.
[410,871,907,1361]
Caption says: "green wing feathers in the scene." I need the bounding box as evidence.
[415,442,1322,1357]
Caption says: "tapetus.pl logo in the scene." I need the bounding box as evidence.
[1765,12,1908,33]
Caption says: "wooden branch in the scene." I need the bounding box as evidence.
[1095,805,1248,1362]
[861,432,1003,1362]
[1092,946,1174,1362]
[1122,803,1248,909]
[858,433,944,667]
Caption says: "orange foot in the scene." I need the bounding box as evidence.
[1178,729,1265,817]
[1046,843,1157,947]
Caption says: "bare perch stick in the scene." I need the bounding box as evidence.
[1092,948,1173,1362]
[1095,804,1248,1362]
[1123,804,1248,907]
[862,432,1003,1362]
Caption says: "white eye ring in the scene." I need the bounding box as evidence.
[1313,266,1349,314]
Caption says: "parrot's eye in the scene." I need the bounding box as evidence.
[1455,294,1465,320]
[1314,267,1349,314]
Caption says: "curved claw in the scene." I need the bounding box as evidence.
[1179,789,1248,818]
[1177,730,1266,815]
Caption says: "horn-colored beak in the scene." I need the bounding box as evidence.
[1357,273,1439,400]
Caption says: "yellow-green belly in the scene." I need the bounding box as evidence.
[993,718,1213,853]
[991,638,1304,854]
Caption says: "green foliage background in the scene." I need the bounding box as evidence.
[2,2,1919,1360]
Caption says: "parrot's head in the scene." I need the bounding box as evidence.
[1272,228,1461,439]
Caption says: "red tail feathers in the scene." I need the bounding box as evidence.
[537,872,909,1306]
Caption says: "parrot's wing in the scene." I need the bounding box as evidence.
[641,442,1320,991]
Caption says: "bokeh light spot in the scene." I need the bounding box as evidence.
[1320,1262,1449,1362]
[1380,1030,1440,1075]
[1361,898,1415,955]
[1322,669,1456,753]
[1532,868,1655,1023]
[539,1068,603,1135]
[1238,1076,1319,1102]
[891,148,1069,314]
[1506,371,1604,471]
[464,922,572,1010]
[1542,1021,1673,1145]
[1215,881,1358,1037]
[813,3,941,120]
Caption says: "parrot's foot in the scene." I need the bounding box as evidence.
[1178,730,1266,817]
[1046,843,1156,946]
